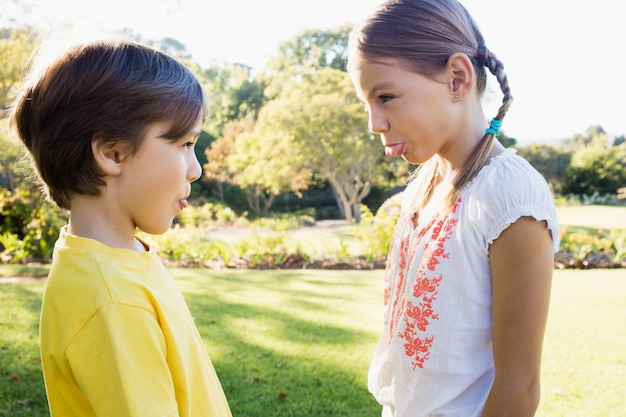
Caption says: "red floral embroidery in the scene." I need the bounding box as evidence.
[387,230,409,339]
[384,201,460,369]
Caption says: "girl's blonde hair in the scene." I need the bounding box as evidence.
[348,0,512,210]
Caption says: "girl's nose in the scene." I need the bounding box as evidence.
[368,110,389,134]
[188,154,202,183]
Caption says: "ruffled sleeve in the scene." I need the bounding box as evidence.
[464,149,560,256]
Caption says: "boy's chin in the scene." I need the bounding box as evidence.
[138,221,174,236]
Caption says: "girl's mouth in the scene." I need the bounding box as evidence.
[384,143,405,157]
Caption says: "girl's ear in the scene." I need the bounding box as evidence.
[91,137,124,176]
[447,52,475,102]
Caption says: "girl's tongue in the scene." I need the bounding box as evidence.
[385,143,405,157]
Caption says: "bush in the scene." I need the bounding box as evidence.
[558,226,626,268]
[140,225,235,268]
[0,189,67,263]
[554,192,621,206]
[355,203,399,262]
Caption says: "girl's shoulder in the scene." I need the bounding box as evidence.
[463,148,560,253]
[467,148,549,194]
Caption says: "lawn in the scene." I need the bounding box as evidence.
[556,205,626,229]
[1,268,625,416]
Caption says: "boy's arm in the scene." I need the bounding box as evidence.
[482,216,554,416]
[67,304,179,416]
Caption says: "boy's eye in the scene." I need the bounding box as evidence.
[183,141,195,149]
[379,94,393,103]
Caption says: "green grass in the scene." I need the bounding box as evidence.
[1,268,625,416]
[0,264,49,279]
[538,269,626,416]
[557,205,626,229]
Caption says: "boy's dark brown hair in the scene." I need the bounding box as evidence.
[10,39,208,210]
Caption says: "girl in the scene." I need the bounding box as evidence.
[348,1,559,415]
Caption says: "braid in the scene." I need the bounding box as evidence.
[477,44,512,121]
[448,44,513,206]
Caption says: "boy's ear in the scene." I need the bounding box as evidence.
[91,137,124,176]
[447,52,475,101]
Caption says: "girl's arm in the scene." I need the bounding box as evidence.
[482,216,554,416]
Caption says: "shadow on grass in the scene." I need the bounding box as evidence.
[177,269,382,417]
[0,269,384,417]
[0,284,48,417]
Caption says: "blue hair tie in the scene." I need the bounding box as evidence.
[485,118,502,135]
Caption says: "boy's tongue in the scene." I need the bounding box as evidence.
[385,143,405,157]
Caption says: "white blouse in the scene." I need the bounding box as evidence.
[369,149,560,417]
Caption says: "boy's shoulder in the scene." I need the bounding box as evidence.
[48,229,168,305]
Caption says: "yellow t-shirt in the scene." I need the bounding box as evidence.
[40,227,232,417]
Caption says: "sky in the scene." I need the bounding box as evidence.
[8,0,626,145]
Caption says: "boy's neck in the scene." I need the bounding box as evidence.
[67,197,146,252]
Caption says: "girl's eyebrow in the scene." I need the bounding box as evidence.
[365,81,396,100]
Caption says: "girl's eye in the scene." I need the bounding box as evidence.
[183,141,195,149]
[380,94,393,103]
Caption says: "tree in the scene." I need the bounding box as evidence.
[516,143,571,193]
[204,120,251,202]
[561,141,626,196]
[252,67,380,223]
[496,131,516,148]
[227,113,311,215]
[199,62,266,138]
[0,27,35,112]
[244,25,385,222]
[0,126,30,191]
[262,24,353,99]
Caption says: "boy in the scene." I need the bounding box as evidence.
[9,37,232,416]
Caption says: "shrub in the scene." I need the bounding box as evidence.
[0,189,67,263]
[355,203,399,262]
[140,225,234,267]
[559,227,626,266]
[554,192,620,206]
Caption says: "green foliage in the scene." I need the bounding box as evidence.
[200,62,266,138]
[249,211,315,232]
[356,204,398,261]
[0,189,67,263]
[0,126,31,192]
[233,232,310,267]
[175,200,242,229]
[263,24,353,99]
[0,27,36,110]
[559,227,625,264]
[517,143,571,194]
[557,205,626,266]
[141,225,235,267]
[554,192,621,207]
[562,142,626,195]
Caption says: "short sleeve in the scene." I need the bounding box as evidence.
[464,150,560,256]
[67,304,179,416]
